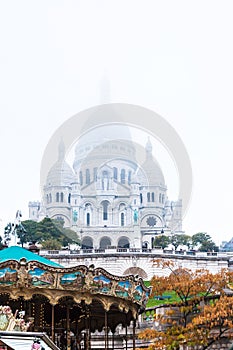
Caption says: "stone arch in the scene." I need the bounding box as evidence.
[84,202,93,209]
[51,214,70,227]
[81,236,93,249]
[118,202,127,210]
[123,267,148,279]
[99,237,112,249]
[118,236,130,248]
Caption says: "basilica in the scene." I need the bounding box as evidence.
[29,126,182,251]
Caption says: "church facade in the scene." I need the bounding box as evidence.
[29,129,182,251]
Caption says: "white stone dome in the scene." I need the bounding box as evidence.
[46,160,75,187]
[73,138,136,172]
[46,140,75,187]
[73,124,134,171]
[141,138,165,187]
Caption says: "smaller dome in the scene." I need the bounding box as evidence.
[45,140,75,187]
[142,139,165,186]
[46,160,75,187]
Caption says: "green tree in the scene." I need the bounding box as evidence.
[192,232,219,252]
[21,218,80,247]
[153,235,170,249]
[170,234,192,250]
[41,238,62,250]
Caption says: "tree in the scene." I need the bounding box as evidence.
[192,232,219,252]
[41,238,62,250]
[153,235,171,249]
[170,234,192,250]
[21,218,80,247]
[138,260,233,349]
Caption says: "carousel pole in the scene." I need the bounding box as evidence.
[132,319,136,350]
[66,305,71,350]
[87,310,91,350]
[112,331,115,350]
[51,304,55,343]
[125,318,128,350]
[104,311,108,349]
[85,305,91,350]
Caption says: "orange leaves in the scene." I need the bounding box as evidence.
[138,328,158,340]
[139,265,233,349]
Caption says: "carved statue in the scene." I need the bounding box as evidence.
[133,209,138,224]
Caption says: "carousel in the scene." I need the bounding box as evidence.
[0,246,150,350]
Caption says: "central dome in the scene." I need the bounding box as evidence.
[73,124,136,172]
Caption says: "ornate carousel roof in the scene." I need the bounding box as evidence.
[0,246,61,267]
[0,246,150,336]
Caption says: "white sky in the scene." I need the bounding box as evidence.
[0,1,233,246]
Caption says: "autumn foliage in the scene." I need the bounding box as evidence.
[138,260,233,350]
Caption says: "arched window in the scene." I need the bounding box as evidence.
[86,169,90,185]
[102,201,109,221]
[100,237,111,249]
[151,192,155,202]
[159,193,162,203]
[120,169,125,184]
[86,213,90,226]
[56,192,59,202]
[121,212,125,226]
[93,167,98,181]
[46,194,49,204]
[128,171,132,185]
[147,192,150,202]
[81,237,93,249]
[79,171,83,186]
[68,193,71,204]
[60,192,64,202]
[140,193,143,204]
[49,193,52,203]
[162,194,165,203]
[113,167,118,180]
[118,237,129,248]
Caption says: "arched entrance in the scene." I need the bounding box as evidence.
[100,237,111,249]
[118,237,130,248]
[81,236,93,249]
[123,267,148,279]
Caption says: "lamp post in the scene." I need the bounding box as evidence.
[4,210,27,247]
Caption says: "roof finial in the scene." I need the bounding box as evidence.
[145,137,153,156]
[58,138,65,161]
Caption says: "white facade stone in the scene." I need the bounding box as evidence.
[29,131,183,271]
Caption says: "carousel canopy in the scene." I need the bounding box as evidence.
[0,246,151,341]
[0,246,62,267]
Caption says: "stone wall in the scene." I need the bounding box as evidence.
[40,249,231,280]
